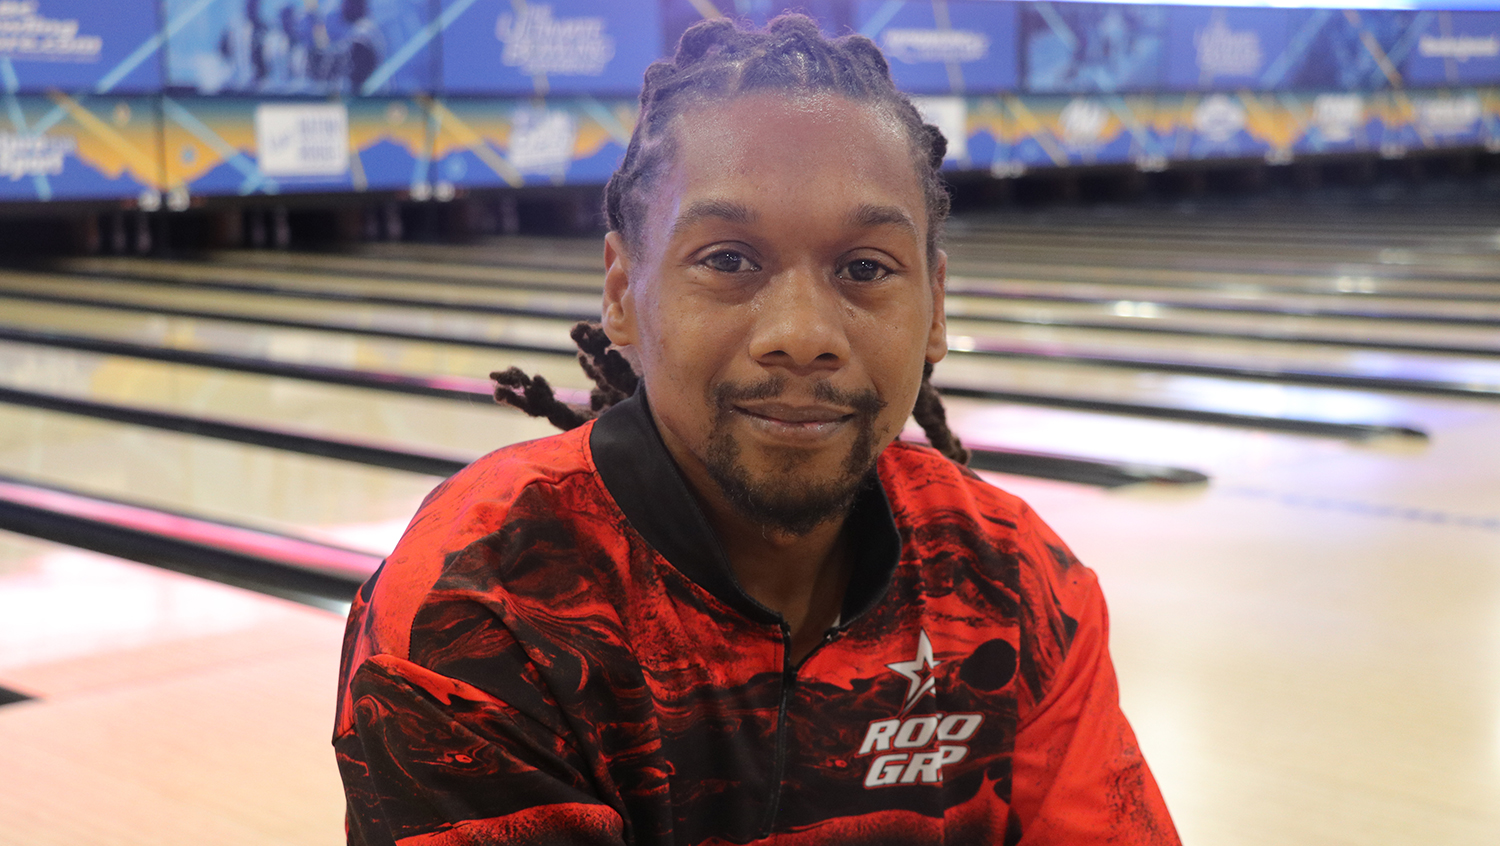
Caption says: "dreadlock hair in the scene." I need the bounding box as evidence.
[493,13,969,465]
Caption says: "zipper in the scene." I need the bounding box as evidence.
[757,621,795,838]
[758,623,843,838]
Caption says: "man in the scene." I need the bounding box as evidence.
[335,14,1179,845]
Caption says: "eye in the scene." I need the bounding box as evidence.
[702,250,759,273]
[840,258,891,283]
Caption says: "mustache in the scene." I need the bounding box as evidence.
[710,375,887,419]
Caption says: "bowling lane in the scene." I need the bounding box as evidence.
[7,288,1490,419]
[942,280,1500,322]
[8,260,1497,401]
[0,402,443,554]
[942,319,1500,394]
[0,297,594,388]
[2,289,1488,423]
[0,531,348,845]
[30,261,604,314]
[944,309,1500,355]
[210,246,605,288]
[354,236,604,272]
[201,245,1500,312]
[946,217,1500,276]
[0,342,563,464]
[943,264,1500,300]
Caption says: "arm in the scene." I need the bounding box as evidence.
[336,653,626,846]
[1008,565,1179,845]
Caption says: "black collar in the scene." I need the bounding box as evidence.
[589,392,902,628]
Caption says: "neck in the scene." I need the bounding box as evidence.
[704,503,853,664]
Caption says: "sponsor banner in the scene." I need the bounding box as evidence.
[1404,12,1500,86]
[1163,7,1292,91]
[660,0,847,54]
[442,0,661,96]
[1153,92,1295,161]
[1020,2,1166,94]
[163,0,438,96]
[1370,88,1486,153]
[428,96,633,189]
[1282,91,1375,154]
[161,96,427,197]
[994,94,1160,168]
[854,0,1018,94]
[0,94,160,201]
[1257,9,1420,91]
[0,0,161,94]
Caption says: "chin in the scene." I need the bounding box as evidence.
[706,441,880,537]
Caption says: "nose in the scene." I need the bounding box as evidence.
[746,265,850,375]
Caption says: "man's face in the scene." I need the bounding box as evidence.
[603,91,947,535]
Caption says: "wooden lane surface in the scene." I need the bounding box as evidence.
[0,532,349,845]
[2,280,1494,406]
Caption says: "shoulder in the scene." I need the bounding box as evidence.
[877,441,1104,703]
[877,440,1050,550]
[347,424,621,658]
[400,425,603,563]
[336,424,634,735]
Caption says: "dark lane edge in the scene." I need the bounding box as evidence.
[938,386,1427,441]
[956,343,1500,399]
[0,473,379,609]
[0,325,1426,440]
[0,288,579,355]
[0,385,471,477]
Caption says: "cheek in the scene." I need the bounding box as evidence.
[635,300,735,398]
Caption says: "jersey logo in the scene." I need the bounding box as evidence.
[886,629,939,715]
[857,713,982,787]
[858,630,982,788]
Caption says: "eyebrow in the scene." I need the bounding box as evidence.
[846,203,918,236]
[671,199,756,237]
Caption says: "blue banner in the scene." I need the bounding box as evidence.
[163,0,438,96]
[442,0,661,96]
[1403,11,1500,86]
[1021,2,1166,94]
[854,0,1018,94]
[429,96,633,189]
[1283,91,1375,154]
[1259,8,1420,91]
[1163,7,1292,91]
[0,95,160,201]
[0,0,162,94]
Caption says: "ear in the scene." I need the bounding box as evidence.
[925,249,948,364]
[602,231,639,347]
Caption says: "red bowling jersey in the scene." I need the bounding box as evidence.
[334,394,1179,845]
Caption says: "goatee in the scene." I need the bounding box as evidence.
[702,375,887,537]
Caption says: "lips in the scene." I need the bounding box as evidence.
[734,402,854,426]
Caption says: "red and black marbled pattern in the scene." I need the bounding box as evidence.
[335,427,1179,845]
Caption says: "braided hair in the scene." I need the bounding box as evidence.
[493,13,969,465]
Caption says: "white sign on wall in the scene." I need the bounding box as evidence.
[911,96,967,161]
[255,103,350,178]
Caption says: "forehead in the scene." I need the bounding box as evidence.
[651,91,926,237]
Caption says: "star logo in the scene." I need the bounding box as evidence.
[886,629,941,715]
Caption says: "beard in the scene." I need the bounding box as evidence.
[701,375,888,537]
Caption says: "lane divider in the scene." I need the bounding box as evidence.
[0,474,382,610]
